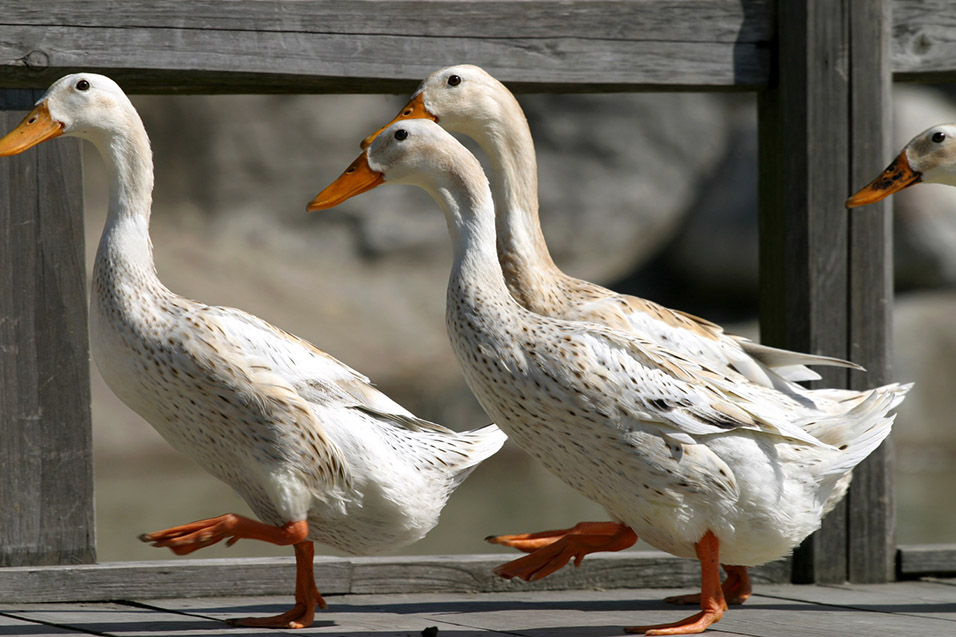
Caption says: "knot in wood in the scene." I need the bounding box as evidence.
[22,50,49,69]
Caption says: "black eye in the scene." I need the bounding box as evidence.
[933,131,946,143]
[75,79,90,91]
[447,74,462,87]
[394,129,408,141]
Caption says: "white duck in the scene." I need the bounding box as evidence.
[0,74,506,629]
[310,119,909,635]
[362,64,864,601]
[848,123,956,207]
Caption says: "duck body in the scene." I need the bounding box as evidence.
[1,74,504,628]
[444,246,895,566]
[312,120,909,632]
[90,284,489,555]
[364,65,879,594]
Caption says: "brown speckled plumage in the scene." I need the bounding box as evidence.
[342,119,909,570]
[30,73,506,559]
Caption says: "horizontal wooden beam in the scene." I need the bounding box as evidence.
[897,544,956,577]
[1,0,955,94]
[891,0,956,82]
[0,552,790,603]
[0,0,772,93]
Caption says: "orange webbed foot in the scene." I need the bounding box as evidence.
[624,609,722,635]
[140,514,308,555]
[226,541,325,629]
[627,530,725,635]
[491,522,637,581]
[487,521,634,553]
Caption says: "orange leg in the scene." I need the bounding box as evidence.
[141,516,323,629]
[489,522,638,581]
[625,530,725,635]
[227,541,327,629]
[664,564,751,606]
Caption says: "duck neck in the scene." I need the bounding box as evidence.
[429,169,514,308]
[91,112,164,297]
[470,104,563,309]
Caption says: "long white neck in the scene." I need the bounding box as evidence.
[468,96,561,293]
[421,163,513,306]
[90,110,162,293]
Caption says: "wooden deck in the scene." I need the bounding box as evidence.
[2,579,954,636]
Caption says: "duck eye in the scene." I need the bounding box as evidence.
[933,131,946,143]
[75,79,90,91]
[394,129,408,141]
[447,74,462,87]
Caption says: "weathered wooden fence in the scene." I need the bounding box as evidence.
[1,0,955,598]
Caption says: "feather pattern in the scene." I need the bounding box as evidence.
[33,73,506,557]
[349,119,909,568]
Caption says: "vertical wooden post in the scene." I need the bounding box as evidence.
[758,0,850,584]
[758,0,893,583]
[0,89,95,566]
[847,0,894,584]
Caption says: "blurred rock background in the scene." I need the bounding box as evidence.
[86,85,955,563]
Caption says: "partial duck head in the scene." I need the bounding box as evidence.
[361,64,512,149]
[848,124,956,207]
[0,73,136,156]
[311,119,485,211]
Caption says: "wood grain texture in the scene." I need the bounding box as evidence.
[847,0,895,584]
[6,582,956,637]
[892,0,956,81]
[757,0,851,584]
[0,92,94,568]
[898,545,956,576]
[0,0,772,92]
[0,552,790,603]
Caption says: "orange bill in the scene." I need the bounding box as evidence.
[307,153,385,211]
[0,102,63,156]
[846,152,921,208]
[360,93,435,150]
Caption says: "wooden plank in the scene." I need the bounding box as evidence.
[898,545,956,576]
[0,556,351,603]
[759,580,956,622]
[0,613,86,635]
[2,0,956,90]
[349,552,789,595]
[757,0,851,585]
[146,595,510,635]
[847,0,896,585]
[892,0,956,81]
[4,601,259,636]
[9,586,956,637]
[0,552,789,603]
[0,91,94,568]
[0,0,772,92]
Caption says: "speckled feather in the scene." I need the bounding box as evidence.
[358,120,909,567]
[389,64,863,389]
[47,73,506,557]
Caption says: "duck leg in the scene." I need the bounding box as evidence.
[664,564,752,606]
[488,522,637,581]
[228,541,327,629]
[141,516,324,629]
[625,530,725,636]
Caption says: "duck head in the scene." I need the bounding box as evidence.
[847,124,956,207]
[0,73,135,156]
[310,119,481,211]
[360,65,511,149]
